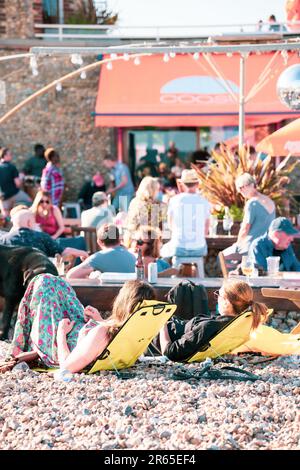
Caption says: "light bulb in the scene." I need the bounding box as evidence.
[193,52,199,60]
[30,56,38,76]
[80,71,87,79]
[56,82,62,92]
[134,57,141,65]
[110,53,118,60]
[123,53,130,61]
[106,62,113,70]
[71,54,83,65]
[163,53,170,62]
[169,52,176,58]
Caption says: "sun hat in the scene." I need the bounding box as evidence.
[92,191,107,205]
[269,217,298,235]
[178,169,199,184]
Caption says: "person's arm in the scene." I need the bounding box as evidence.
[66,262,93,279]
[249,239,268,271]
[57,319,74,365]
[61,247,88,260]
[204,218,210,236]
[159,323,172,354]
[236,222,251,246]
[51,205,65,239]
[58,323,108,373]
[237,200,254,246]
[286,245,300,272]
[107,173,128,193]
[14,176,22,188]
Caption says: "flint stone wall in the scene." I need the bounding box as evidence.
[0,52,116,201]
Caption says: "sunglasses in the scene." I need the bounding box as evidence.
[40,199,50,204]
[135,239,152,246]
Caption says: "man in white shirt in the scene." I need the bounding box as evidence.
[81,191,114,229]
[161,169,210,258]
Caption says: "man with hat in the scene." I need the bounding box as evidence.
[161,169,210,271]
[249,217,300,272]
[81,191,114,229]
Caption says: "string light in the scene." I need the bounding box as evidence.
[110,53,118,60]
[56,82,62,92]
[106,62,113,70]
[123,53,130,61]
[80,71,87,79]
[169,52,176,58]
[30,55,38,76]
[193,52,199,60]
[70,54,83,65]
[134,57,141,65]
[281,49,289,65]
[163,53,170,62]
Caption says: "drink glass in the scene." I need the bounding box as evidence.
[223,216,234,235]
[266,256,280,277]
[241,256,254,283]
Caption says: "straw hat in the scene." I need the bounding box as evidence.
[178,169,199,184]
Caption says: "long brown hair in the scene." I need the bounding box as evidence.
[222,279,268,329]
[108,280,156,338]
[133,225,161,258]
[31,190,53,214]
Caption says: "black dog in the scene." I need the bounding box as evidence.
[0,245,58,340]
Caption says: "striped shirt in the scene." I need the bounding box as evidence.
[41,163,64,206]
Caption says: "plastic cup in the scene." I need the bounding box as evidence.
[266,256,280,277]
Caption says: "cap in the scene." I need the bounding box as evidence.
[269,217,298,235]
[92,191,107,205]
[178,169,199,184]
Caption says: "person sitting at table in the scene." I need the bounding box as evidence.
[6,276,156,372]
[80,191,114,230]
[129,225,172,276]
[66,223,136,279]
[31,190,64,239]
[224,173,275,257]
[0,208,88,261]
[249,217,300,273]
[158,279,300,361]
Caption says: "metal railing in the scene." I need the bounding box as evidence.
[34,21,300,42]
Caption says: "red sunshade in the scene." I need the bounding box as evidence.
[95,52,300,127]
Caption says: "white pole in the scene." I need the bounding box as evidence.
[238,54,245,152]
[58,0,64,25]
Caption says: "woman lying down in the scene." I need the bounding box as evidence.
[3,275,300,374]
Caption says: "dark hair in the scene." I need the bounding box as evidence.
[97,223,120,247]
[0,148,9,159]
[34,144,45,157]
[104,154,117,162]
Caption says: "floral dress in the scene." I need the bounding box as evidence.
[9,274,86,367]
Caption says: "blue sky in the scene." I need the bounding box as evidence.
[106,0,286,27]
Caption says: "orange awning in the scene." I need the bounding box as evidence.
[256,117,300,156]
[95,52,300,128]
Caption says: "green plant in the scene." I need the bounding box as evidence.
[192,145,299,219]
[66,1,118,25]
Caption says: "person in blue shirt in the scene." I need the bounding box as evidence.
[66,223,136,279]
[103,154,135,212]
[249,217,300,272]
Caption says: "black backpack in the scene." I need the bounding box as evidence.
[167,279,210,321]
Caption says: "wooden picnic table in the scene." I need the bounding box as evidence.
[69,277,299,313]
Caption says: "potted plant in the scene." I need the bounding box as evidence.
[192,145,299,235]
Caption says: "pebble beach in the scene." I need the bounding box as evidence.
[0,338,299,451]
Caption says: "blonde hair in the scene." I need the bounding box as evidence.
[31,190,53,214]
[108,280,156,338]
[135,176,160,202]
[236,173,256,191]
[222,279,268,329]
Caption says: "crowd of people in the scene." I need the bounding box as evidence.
[0,140,300,375]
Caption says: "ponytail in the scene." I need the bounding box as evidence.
[250,301,268,329]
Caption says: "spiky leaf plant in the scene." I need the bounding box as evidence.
[192,145,299,219]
